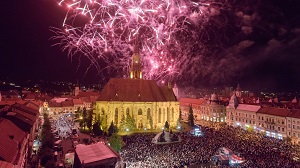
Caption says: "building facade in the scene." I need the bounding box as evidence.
[0,101,40,167]
[95,45,179,130]
[179,98,205,121]
[285,110,300,144]
[199,94,227,127]
[256,107,290,140]
[226,96,260,131]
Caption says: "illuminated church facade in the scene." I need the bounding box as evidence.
[94,44,179,130]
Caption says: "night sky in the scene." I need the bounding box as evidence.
[1,0,300,91]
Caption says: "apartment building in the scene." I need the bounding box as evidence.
[199,94,226,127]
[226,103,260,130]
[286,110,300,144]
[179,94,226,128]
[256,107,290,140]
[179,98,205,121]
[0,101,40,167]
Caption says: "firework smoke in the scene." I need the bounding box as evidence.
[52,0,300,88]
[52,0,231,82]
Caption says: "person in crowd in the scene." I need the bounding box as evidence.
[120,125,300,168]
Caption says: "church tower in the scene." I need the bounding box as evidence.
[130,39,142,79]
[235,83,242,98]
[75,81,80,96]
[229,92,239,109]
[173,83,179,99]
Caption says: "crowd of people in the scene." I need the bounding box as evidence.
[120,125,300,168]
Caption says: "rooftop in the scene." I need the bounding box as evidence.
[75,142,119,165]
[97,78,176,102]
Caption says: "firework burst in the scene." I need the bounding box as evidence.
[52,0,230,82]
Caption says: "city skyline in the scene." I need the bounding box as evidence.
[1,0,300,91]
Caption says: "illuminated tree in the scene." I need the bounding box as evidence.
[108,121,117,136]
[86,109,93,131]
[100,114,108,131]
[108,134,124,152]
[188,105,195,127]
[93,115,103,136]
[119,113,136,131]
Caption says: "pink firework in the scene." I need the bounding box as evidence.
[52,0,229,81]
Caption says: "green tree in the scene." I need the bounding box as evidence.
[188,105,195,127]
[118,113,136,132]
[96,114,101,122]
[108,134,124,152]
[87,109,93,131]
[38,113,56,167]
[40,114,53,147]
[81,107,87,128]
[126,113,136,131]
[41,131,54,149]
[79,119,84,128]
[108,121,117,136]
[75,107,81,119]
[177,109,182,125]
[93,115,103,136]
[119,115,127,131]
[100,114,108,131]
[39,147,53,166]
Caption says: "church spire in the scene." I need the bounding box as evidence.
[134,37,139,54]
[130,35,142,79]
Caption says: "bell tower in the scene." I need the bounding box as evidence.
[130,38,142,79]
[75,80,80,96]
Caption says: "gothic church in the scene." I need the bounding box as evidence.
[94,44,179,130]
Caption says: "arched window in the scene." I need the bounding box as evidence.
[101,108,105,115]
[126,108,130,116]
[158,108,161,123]
[167,107,170,122]
[172,107,174,121]
[115,108,119,124]
[138,108,142,115]
[147,108,151,120]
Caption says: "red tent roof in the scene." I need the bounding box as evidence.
[75,142,120,165]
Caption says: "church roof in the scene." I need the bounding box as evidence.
[97,78,177,102]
